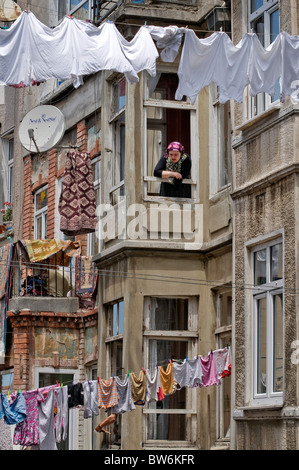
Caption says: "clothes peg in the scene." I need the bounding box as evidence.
[169,359,172,365]
[142,368,146,374]
[186,355,188,361]
[127,370,129,377]
[17,389,19,394]
[227,344,229,349]
[144,20,147,27]
[97,377,99,383]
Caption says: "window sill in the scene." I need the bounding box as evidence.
[235,102,281,132]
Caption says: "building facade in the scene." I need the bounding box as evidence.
[0,0,297,451]
[231,0,299,450]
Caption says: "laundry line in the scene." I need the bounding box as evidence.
[0,10,298,105]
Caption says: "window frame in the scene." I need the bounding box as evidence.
[34,185,48,240]
[105,299,124,378]
[58,0,93,21]
[142,70,198,203]
[109,77,126,206]
[142,296,199,447]
[249,235,284,406]
[87,154,101,256]
[209,85,232,196]
[213,286,232,442]
[1,134,14,206]
[35,367,79,450]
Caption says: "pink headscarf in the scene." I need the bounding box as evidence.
[164,141,184,157]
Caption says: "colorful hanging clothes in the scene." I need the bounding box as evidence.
[173,357,203,388]
[22,239,81,265]
[97,377,119,409]
[159,363,174,396]
[130,370,147,405]
[198,351,220,387]
[13,389,40,447]
[146,367,164,402]
[110,375,136,414]
[0,392,27,425]
[75,256,98,309]
[214,347,232,379]
[58,151,97,236]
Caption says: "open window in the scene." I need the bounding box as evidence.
[143,72,197,201]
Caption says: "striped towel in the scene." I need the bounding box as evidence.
[97,377,119,409]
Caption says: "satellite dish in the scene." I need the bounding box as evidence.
[19,105,65,153]
[0,0,22,21]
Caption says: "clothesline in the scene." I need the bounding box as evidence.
[0,346,231,449]
[0,10,298,104]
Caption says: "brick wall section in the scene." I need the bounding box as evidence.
[13,328,30,392]
[22,155,33,239]
[77,120,87,152]
[47,149,58,238]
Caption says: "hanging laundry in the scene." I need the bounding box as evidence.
[33,388,57,451]
[55,385,69,442]
[213,347,232,379]
[173,357,203,389]
[114,24,159,78]
[110,375,136,414]
[75,256,98,309]
[0,418,13,450]
[0,391,27,425]
[83,380,99,419]
[280,31,299,103]
[130,370,147,405]
[97,377,119,409]
[59,151,97,236]
[159,363,174,396]
[13,389,41,447]
[198,351,220,387]
[148,25,185,62]
[146,367,164,403]
[68,382,84,408]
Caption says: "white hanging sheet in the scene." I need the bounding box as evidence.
[175,29,299,104]
[0,11,298,103]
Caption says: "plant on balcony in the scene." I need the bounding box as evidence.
[1,201,13,222]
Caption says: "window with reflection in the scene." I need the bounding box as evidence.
[248,0,280,116]
[34,186,48,239]
[143,296,198,444]
[252,239,283,402]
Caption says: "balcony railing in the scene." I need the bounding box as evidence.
[11,253,75,299]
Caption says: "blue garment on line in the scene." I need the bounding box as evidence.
[0,392,27,425]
